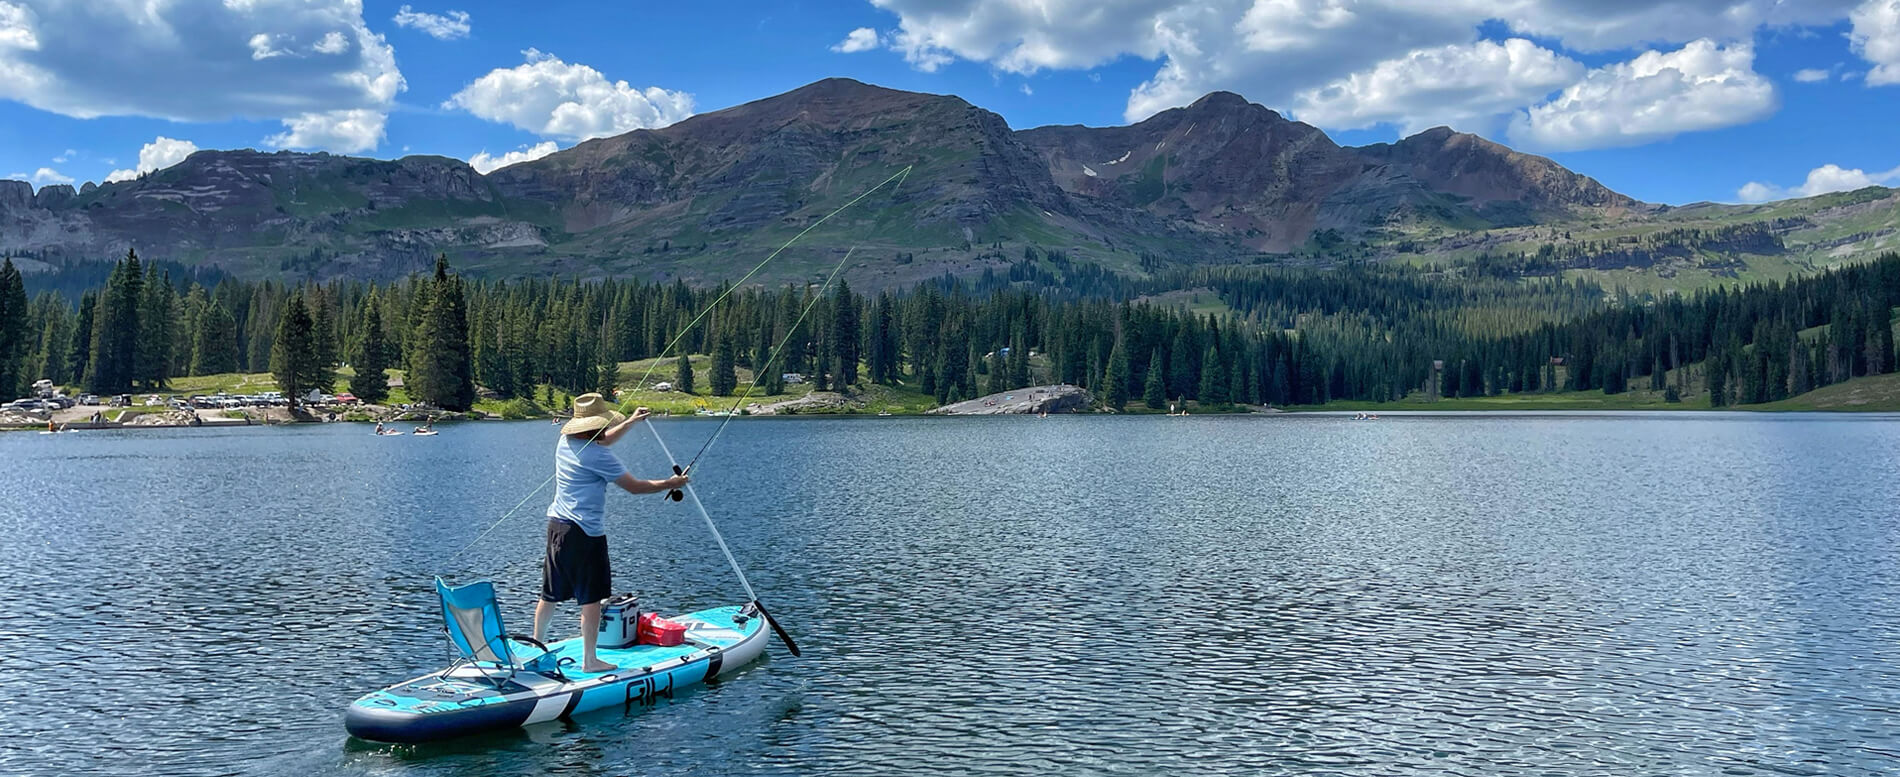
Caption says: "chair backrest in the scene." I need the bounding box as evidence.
[436,577,512,666]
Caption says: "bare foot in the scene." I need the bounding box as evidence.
[582,660,618,674]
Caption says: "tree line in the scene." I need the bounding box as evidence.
[7,248,1900,412]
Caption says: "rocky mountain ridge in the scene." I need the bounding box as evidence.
[0,78,1789,288]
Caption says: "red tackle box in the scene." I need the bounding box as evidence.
[636,612,687,647]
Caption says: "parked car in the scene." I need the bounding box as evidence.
[45,396,73,410]
[78,394,100,406]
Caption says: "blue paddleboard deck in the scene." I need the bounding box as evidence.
[345,605,766,743]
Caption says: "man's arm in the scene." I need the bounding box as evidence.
[615,472,689,495]
[593,407,651,446]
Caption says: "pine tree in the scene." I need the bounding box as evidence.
[832,280,858,386]
[310,290,337,371]
[0,258,26,397]
[710,329,737,396]
[271,293,322,407]
[348,294,391,403]
[985,348,1007,395]
[407,256,475,410]
[68,292,94,387]
[1104,337,1130,410]
[135,267,174,390]
[595,336,619,398]
[1144,347,1167,409]
[1708,346,1730,407]
[675,352,695,394]
[191,299,239,376]
[1009,330,1030,388]
[86,250,143,395]
[1199,345,1228,406]
[813,336,832,392]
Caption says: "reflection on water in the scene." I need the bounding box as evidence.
[2,414,1898,776]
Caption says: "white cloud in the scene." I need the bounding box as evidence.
[264,108,386,154]
[1293,38,1581,134]
[1793,67,1831,82]
[0,0,401,153]
[832,26,880,53]
[314,30,349,55]
[1736,181,1778,202]
[855,0,1865,140]
[51,147,73,163]
[1509,40,1776,152]
[1851,0,1900,85]
[104,136,199,183]
[27,166,70,185]
[392,5,470,40]
[446,49,694,142]
[1738,162,1900,202]
[468,141,559,174]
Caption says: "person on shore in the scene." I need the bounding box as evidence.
[532,392,688,673]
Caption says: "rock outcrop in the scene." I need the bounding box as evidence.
[930,384,1091,415]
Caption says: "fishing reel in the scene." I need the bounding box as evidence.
[666,463,689,501]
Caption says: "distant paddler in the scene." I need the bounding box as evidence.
[534,392,689,674]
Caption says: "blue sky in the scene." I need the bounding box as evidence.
[2,0,1898,205]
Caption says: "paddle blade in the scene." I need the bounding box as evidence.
[753,600,801,657]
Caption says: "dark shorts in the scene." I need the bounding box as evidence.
[541,519,610,604]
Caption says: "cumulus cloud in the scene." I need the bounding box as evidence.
[264,108,387,153]
[1852,0,1900,85]
[832,27,880,53]
[392,5,470,40]
[1509,40,1776,152]
[1293,38,1581,134]
[104,136,200,183]
[446,49,693,142]
[1737,162,1900,202]
[0,0,402,153]
[25,167,71,185]
[852,0,1867,146]
[1793,68,1831,82]
[468,141,559,174]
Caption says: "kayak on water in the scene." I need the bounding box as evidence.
[345,584,767,743]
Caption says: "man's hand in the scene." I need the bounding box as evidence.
[664,474,690,490]
[628,407,651,424]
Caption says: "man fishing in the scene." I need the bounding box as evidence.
[533,392,689,673]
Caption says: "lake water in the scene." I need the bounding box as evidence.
[3,414,1898,776]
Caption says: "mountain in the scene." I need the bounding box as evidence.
[1,78,1890,289]
[1017,92,1636,251]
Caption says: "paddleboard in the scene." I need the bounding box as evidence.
[345,604,766,743]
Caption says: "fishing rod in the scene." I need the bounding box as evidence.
[645,422,800,656]
[440,166,914,567]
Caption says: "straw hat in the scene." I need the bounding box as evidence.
[561,393,625,436]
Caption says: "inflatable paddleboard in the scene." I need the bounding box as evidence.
[412,430,438,436]
[345,604,766,743]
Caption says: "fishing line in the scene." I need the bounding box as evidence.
[440,165,914,568]
[627,165,915,393]
[666,163,911,495]
[681,243,861,478]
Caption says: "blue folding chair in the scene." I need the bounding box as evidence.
[435,577,566,683]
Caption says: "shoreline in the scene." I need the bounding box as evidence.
[11,404,1900,432]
